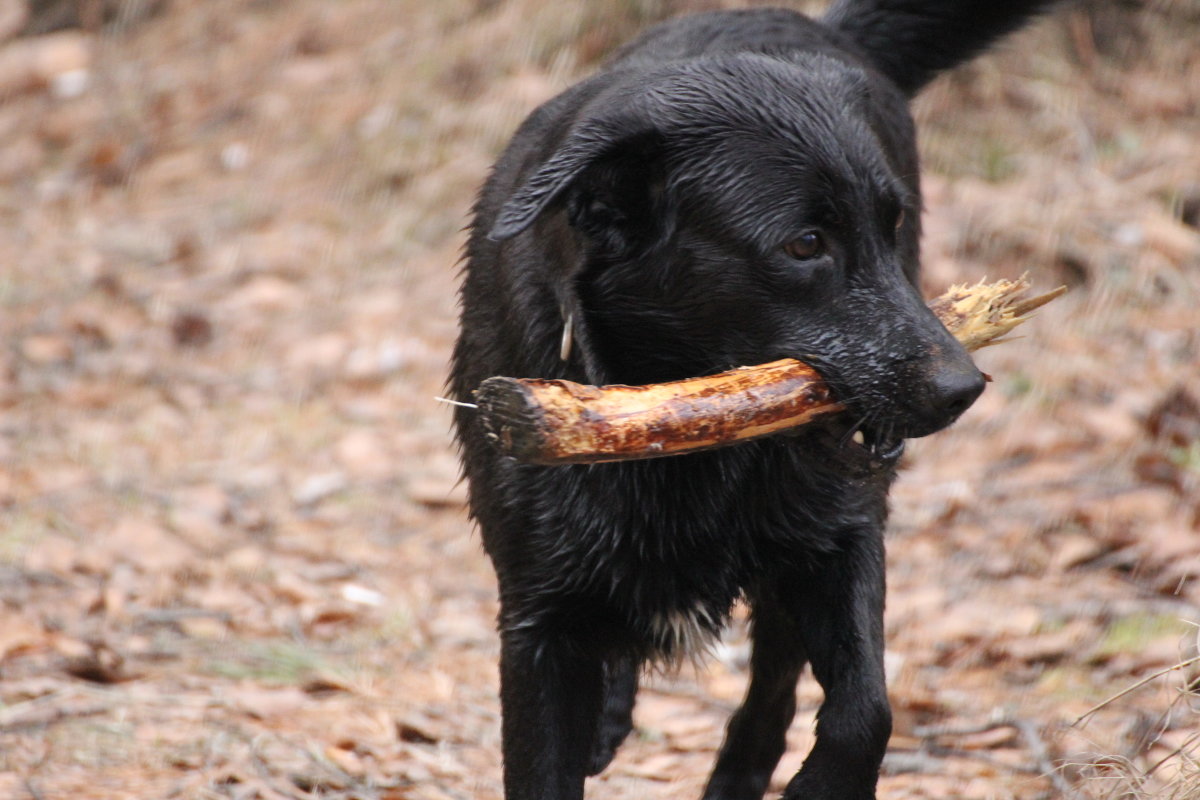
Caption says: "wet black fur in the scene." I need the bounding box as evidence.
[450,2,1054,799]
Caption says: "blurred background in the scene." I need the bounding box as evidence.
[0,1,1196,798]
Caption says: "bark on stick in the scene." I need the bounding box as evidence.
[472,277,1065,465]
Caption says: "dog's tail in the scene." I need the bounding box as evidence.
[824,0,1061,96]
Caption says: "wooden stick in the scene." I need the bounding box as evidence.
[473,277,1066,465]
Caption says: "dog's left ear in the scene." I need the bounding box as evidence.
[488,110,669,254]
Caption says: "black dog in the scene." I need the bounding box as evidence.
[451,2,1054,798]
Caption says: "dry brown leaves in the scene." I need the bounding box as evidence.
[0,1,1198,799]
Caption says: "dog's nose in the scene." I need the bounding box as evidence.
[929,363,986,422]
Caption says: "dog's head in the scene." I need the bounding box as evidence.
[487,52,984,458]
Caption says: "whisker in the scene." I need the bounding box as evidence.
[435,396,478,409]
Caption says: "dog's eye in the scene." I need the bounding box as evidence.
[783,231,825,261]
[895,209,906,231]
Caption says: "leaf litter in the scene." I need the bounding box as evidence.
[0,0,1198,798]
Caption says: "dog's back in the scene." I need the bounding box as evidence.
[451,3,1057,800]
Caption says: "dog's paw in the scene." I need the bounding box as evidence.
[781,769,877,800]
[699,772,773,800]
[586,716,633,776]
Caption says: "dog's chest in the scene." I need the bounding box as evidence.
[645,604,724,661]
[543,450,841,656]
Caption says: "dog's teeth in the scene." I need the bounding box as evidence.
[852,430,866,446]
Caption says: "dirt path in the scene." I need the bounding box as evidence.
[1,1,1197,798]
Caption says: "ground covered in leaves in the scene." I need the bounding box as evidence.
[1,1,1198,798]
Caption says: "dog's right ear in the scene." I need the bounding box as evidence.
[488,113,667,253]
[487,126,611,241]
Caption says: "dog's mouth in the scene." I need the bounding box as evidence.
[787,417,906,476]
[849,426,906,464]
[773,357,906,473]
[829,422,906,474]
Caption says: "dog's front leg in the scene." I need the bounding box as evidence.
[498,627,605,800]
[588,656,638,776]
[702,589,809,800]
[781,527,891,800]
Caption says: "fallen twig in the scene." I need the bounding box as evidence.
[1015,718,1079,799]
[131,606,234,625]
[914,714,1078,798]
[1072,655,1200,728]
[22,777,46,800]
[0,686,117,732]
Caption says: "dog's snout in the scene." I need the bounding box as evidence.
[928,362,986,424]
